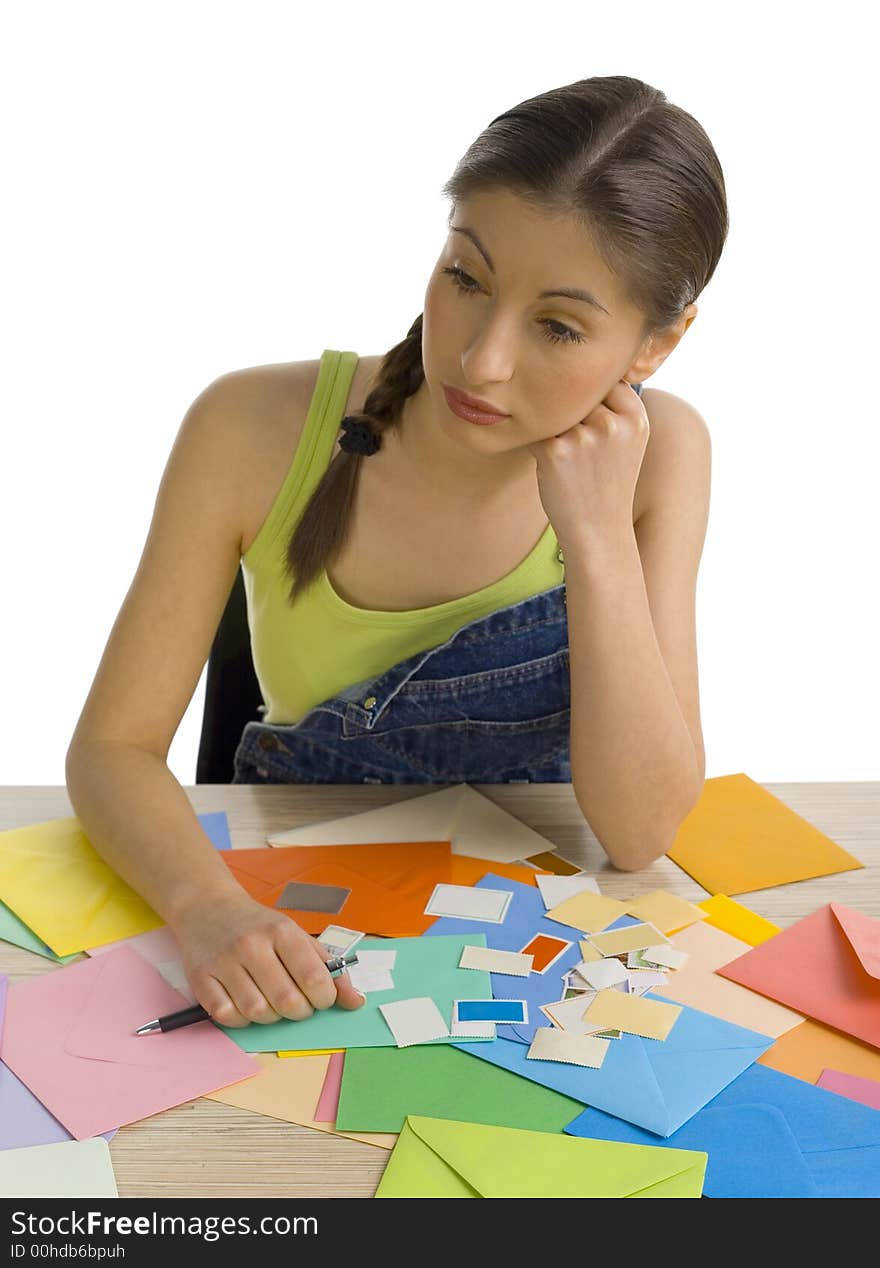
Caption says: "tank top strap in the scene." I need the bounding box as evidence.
[240,348,358,571]
[295,348,360,507]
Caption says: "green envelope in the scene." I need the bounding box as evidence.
[375,1116,708,1198]
[220,934,493,1053]
[336,1044,584,1134]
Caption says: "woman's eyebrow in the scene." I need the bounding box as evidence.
[449,224,612,317]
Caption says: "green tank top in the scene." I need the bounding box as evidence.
[241,348,564,724]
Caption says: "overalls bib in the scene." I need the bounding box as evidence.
[232,582,571,785]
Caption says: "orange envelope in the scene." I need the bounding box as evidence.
[666,773,863,895]
[221,841,452,937]
[448,858,550,889]
[718,903,880,1049]
[221,843,548,938]
[759,1019,880,1086]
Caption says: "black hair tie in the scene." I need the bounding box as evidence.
[339,415,381,456]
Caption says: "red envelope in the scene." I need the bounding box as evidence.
[717,903,880,1050]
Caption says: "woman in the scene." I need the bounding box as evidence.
[66,74,724,1029]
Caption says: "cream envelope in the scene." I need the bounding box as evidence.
[659,922,804,1038]
[0,1138,118,1198]
[0,945,260,1139]
[625,891,709,935]
[266,784,557,864]
[204,1052,396,1149]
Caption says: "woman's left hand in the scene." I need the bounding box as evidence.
[527,379,649,551]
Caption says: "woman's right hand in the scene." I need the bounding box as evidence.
[170,889,366,1027]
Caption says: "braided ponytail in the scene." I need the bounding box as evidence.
[283,312,425,605]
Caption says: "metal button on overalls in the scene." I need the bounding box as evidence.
[257,733,281,752]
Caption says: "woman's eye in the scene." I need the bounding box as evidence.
[440,266,586,346]
[441,265,481,294]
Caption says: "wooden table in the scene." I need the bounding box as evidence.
[1,782,878,1198]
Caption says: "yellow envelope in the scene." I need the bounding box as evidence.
[0,817,162,955]
[204,1052,396,1149]
[578,940,604,963]
[277,1049,344,1058]
[584,989,682,1040]
[667,773,863,895]
[625,891,709,935]
[698,895,780,945]
[659,922,803,1037]
[545,891,628,934]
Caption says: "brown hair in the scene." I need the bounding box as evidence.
[283,73,728,605]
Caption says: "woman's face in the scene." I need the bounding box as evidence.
[420,188,652,451]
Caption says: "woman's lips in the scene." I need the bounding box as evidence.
[442,384,510,425]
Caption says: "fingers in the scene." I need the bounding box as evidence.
[332,969,367,1010]
[274,925,339,1012]
[311,937,366,1011]
[184,916,368,1029]
[190,948,312,1027]
[193,973,265,1030]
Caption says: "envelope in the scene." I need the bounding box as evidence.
[335,1042,586,1134]
[0,811,232,956]
[666,773,863,894]
[565,1061,880,1198]
[314,1051,346,1121]
[451,995,774,1136]
[266,783,559,864]
[0,945,260,1139]
[758,1018,880,1085]
[659,921,804,1037]
[0,976,118,1151]
[697,894,780,945]
[374,1115,707,1197]
[816,1069,880,1111]
[717,902,880,1049]
[217,935,492,1054]
[203,1052,396,1149]
[0,1138,118,1198]
[221,840,453,937]
[424,874,636,1043]
[0,902,80,965]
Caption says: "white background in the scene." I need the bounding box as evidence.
[2,0,877,785]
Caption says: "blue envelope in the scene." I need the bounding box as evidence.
[425,873,640,1043]
[565,1062,880,1198]
[452,994,774,1136]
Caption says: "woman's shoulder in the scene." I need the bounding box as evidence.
[218,354,384,557]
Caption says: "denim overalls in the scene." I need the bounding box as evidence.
[231,383,643,786]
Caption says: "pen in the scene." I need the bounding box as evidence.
[134,950,360,1035]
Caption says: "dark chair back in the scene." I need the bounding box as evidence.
[196,565,264,783]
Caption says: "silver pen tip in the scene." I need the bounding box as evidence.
[135,1021,160,1035]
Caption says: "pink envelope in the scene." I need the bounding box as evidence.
[816,1068,880,1111]
[314,1051,346,1123]
[0,944,260,1139]
[717,903,880,1050]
